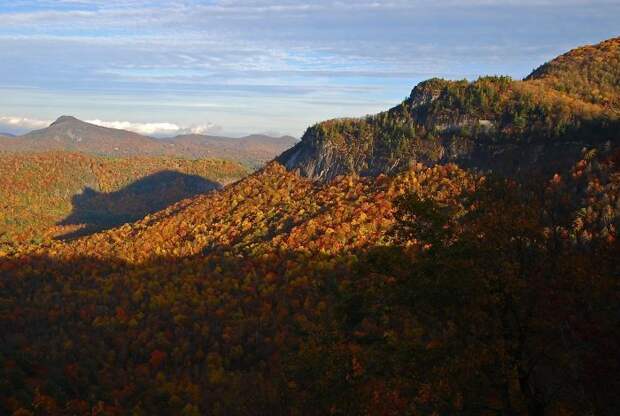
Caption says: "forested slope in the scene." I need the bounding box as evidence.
[2,151,619,414]
[0,152,247,243]
[279,37,620,181]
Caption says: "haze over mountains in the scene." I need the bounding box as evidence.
[0,115,297,168]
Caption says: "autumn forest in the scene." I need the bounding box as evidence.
[1,37,619,416]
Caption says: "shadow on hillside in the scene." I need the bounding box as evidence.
[56,170,221,240]
[0,249,338,414]
[1,238,618,416]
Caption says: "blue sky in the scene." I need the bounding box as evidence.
[0,1,618,137]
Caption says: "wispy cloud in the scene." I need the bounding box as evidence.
[0,0,618,136]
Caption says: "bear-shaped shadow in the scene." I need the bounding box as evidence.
[57,170,221,240]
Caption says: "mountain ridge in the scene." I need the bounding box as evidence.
[526,36,620,109]
[278,37,620,181]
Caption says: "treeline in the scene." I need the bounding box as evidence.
[300,73,616,178]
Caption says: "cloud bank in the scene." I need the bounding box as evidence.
[0,116,52,132]
[86,119,221,136]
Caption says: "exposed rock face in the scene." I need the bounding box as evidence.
[278,129,350,181]
[279,117,612,182]
[278,38,620,182]
[409,78,444,107]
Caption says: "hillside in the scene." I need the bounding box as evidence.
[279,37,620,181]
[0,163,478,414]
[0,152,248,243]
[526,36,620,109]
[1,37,619,415]
[0,116,296,168]
[2,153,619,414]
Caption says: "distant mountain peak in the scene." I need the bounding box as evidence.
[0,115,296,167]
[51,115,82,126]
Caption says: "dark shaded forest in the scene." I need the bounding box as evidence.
[1,156,619,415]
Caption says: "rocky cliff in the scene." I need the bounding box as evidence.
[278,37,620,181]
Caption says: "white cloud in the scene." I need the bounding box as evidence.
[1,0,618,136]
[86,119,180,135]
[86,119,222,136]
[180,123,222,135]
[0,116,51,130]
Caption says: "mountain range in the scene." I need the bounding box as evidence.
[0,116,297,168]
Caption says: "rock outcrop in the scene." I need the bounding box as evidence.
[278,38,620,181]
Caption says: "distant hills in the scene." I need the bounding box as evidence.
[169,133,298,168]
[1,116,165,156]
[0,116,297,168]
[279,37,620,181]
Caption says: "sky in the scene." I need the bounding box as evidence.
[0,1,619,138]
